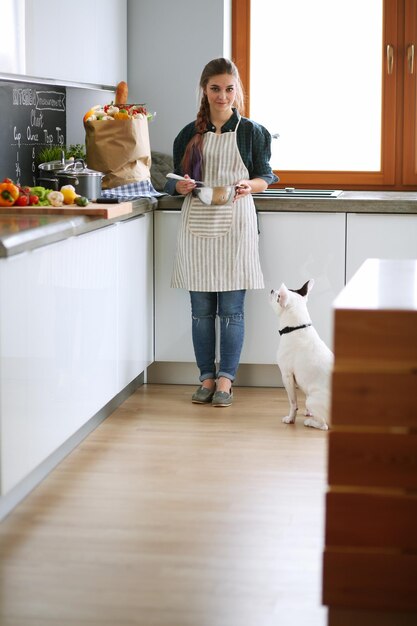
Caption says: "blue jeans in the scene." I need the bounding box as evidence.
[189,290,246,383]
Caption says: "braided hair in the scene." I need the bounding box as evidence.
[181,58,245,180]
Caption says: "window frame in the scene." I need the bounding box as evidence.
[403,0,417,184]
[232,0,416,190]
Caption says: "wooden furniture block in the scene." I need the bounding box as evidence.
[331,371,417,427]
[328,431,417,489]
[323,550,417,611]
[325,491,417,548]
[328,608,417,626]
[333,309,417,364]
[323,259,417,624]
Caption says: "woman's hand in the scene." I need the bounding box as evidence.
[176,174,196,195]
[234,180,252,201]
[234,177,268,201]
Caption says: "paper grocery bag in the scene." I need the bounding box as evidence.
[85,117,152,189]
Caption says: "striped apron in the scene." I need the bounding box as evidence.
[171,123,264,292]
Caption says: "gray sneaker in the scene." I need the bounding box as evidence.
[212,390,233,407]
[191,385,215,404]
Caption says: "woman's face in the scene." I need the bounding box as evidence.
[204,73,236,116]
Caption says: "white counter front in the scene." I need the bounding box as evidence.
[0,210,154,519]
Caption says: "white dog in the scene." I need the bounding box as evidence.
[269,279,333,430]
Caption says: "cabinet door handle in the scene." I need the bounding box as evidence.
[386,44,394,75]
[407,44,415,74]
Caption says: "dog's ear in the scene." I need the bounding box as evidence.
[305,278,315,296]
[278,283,290,307]
[296,279,315,297]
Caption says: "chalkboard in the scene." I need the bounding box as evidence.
[0,80,66,187]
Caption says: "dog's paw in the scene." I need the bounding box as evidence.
[304,417,328,430]
[282,415,296,424]
[304,410,313,417]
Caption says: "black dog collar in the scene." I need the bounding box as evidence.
[279,323,312,336]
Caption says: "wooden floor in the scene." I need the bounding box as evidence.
[0,384,328,626]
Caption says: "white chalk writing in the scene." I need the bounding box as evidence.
[36,91,66,111]
[13,88,36,106]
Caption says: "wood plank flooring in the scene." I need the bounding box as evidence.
[0,384,328,626]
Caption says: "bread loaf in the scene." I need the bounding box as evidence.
[115,81,128,105]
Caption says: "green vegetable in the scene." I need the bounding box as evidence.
[31,186,48,200]
[75,196,89,207]
[30,186,54,205]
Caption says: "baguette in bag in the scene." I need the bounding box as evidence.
[115,81,128,105]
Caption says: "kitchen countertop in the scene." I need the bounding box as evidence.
[1,190,417,258]
[0,198,156,257]
[157,190,417,213]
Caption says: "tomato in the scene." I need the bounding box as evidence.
[29,194,39,205]
[15,194,29,206]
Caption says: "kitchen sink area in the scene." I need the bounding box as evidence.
[252,188,344,199]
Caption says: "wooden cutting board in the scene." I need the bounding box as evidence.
[0,201,133,219]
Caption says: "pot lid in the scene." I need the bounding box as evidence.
[56,159,103,177]
[38,159,75,172]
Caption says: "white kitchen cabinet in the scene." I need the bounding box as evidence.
[154,211,194,361]
[0,225,119,494]
[242,211,346,363]
[24,0,127,86]
[0,211,154,498]
[154,210,345,365]
[346,213,417,282]
[117,212,154,387]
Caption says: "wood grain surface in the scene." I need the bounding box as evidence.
[0,384,328,626]
[324,259,417,624]
[0,201,133,219]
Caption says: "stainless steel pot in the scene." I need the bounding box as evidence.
[38,158,75,190]
[55,160,104,200]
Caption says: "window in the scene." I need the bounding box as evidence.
[232,0,417,190]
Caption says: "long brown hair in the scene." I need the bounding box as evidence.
[181,58,245,179]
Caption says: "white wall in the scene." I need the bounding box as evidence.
[66,87,115,146]
[127,0,232,154]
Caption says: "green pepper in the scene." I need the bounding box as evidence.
[31,187,53,205]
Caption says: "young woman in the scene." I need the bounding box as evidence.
[165,57,278,407]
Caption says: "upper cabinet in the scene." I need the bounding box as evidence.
[0,1,25,74]
[24,0,127,86]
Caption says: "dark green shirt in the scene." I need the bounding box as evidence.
[164,109,279,195]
